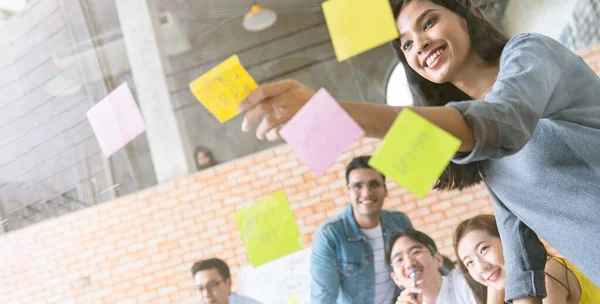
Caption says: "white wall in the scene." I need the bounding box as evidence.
[502,0,577,39]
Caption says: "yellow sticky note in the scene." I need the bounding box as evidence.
[189,55,258,123]
[233,191,304,267]
[287,294,300,304]
[369,109,461,198]
[322,0,399,62]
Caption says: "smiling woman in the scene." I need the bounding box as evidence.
[454,215,600,304]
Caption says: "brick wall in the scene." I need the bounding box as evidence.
[0,138,492,304]
[0,44,598,304]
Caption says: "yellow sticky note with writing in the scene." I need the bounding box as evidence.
[322,0,399,62]
[189,55,258,123]
[233,191,304,267]
[369,109,461,198]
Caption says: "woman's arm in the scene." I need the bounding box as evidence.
[340,102,476,152]
[543,258,577,304]
[238,80,476,152]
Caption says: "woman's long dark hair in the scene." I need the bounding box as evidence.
[391,0,508,190]
[453,215,499,304]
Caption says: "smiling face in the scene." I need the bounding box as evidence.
[347,168,387,223]
[389,236,443,289]
[457,230,506,290]
[396,0,473,84]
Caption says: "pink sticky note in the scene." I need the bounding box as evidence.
[280,88,364,176]
[86,83,147,157]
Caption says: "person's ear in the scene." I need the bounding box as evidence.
[434,253,444,269]
[471,7,482,18]
[383,182,388,197]
[226,278,232,289]
[391,270,401,286]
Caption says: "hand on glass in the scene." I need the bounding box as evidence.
[237,79,315,141]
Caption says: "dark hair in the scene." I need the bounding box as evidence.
[453,215,499,304]
[442,255,456,272]
[345,155,386,185]
[194,146,217,170]
[385,228,438,265]
[391,0,509,191]
[191,258,231,280]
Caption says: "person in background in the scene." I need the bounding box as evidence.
[311,156,413,303]
[387,229,476,304]
[194,146,218,171]
[191,258,262,304]
[454,215,600,304]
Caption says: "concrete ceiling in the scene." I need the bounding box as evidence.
[158,0,510,20]
[158,0,326,19]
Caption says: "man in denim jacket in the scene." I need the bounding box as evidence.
[311,156,413,304]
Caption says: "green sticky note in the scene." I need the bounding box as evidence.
[369,109,461,198]
[234,191,304,267]
[287,294,300,304]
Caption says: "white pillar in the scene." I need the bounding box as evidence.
[114,0,194,183]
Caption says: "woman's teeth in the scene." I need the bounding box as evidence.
[426,49,443,66]
[487,270,500,281]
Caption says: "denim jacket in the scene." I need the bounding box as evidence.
[311,204,413,304]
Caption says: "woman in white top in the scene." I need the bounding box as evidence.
[386,229,476,304]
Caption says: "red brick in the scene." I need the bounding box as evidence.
[438,217,460,229]
[293,207,314,218]
[453,194,475,204]
[445,205,468,217]
[279,159,300,171]
[306,212,327,225]
[296,180,317,192]
[262,182,283,194]
[424,212,444,223]
[248,162,268,173]
[430,200,452,212]
[292,165,310,176]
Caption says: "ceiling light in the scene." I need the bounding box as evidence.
[243,2,277,32]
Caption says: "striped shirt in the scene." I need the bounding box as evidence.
[360,223,396,304]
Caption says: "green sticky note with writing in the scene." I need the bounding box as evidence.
[369,109,461,198]
[234,191,304,267]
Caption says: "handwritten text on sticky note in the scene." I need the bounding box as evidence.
[189,55,258,123]
[233,191,304,267]
[322,0,399,61]
[86,83,147,158]
[280,88,364,176]
[369,109,461,198]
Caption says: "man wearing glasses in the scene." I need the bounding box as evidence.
[385,229,476,304]
[311,156,413,304]
[191,258,261,304]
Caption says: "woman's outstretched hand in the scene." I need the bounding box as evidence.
[238,79,315,141]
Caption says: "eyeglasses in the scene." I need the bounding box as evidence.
[390,247,434,268]
[194,280,223,295]
[348,180,384,192]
